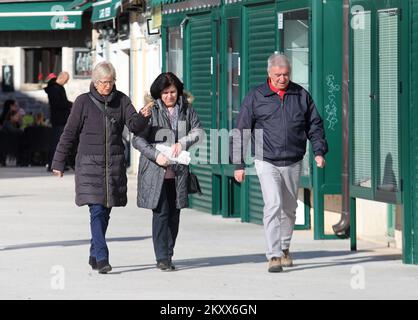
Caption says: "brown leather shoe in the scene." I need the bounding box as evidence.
[268,257,283,273]
[281,249,293,267]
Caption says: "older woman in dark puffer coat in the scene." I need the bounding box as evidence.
[52,61,152,274]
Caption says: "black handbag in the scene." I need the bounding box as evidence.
[188,170,202,195]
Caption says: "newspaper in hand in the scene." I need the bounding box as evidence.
[156,144,191,165]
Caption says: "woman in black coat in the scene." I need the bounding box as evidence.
[52,61,151,274]
[132,72,204,271]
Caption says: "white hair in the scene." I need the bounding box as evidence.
[92,61,116,83]
[267,53,291,74]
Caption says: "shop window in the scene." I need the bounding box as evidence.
[377,9,399,193]
[24,48,61,84]
[352,10,372,188]
[166,26,183,80]
[278,8,311,181]
[279,9,310,91]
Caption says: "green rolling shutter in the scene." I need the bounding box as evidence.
[352,11,372,188]
[377,9,399,192]
[246,7,276,90]
[246,5,276,224]
[411,0,418,264]
[188,14,214,213]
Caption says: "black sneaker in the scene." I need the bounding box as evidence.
[168,258,176,270]
[97,260,112,274]
[89,256,98,270]
[156,260,175,271]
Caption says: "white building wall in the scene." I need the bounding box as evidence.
[128,13,162,174]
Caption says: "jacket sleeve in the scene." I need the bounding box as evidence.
[229,92,255,170]
[123,97,149,135]
[177,106,205,150]
[305,93,328,157]
[51,96,84,172]
[131,124,159,162]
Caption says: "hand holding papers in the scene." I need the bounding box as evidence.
[156,144,191,165]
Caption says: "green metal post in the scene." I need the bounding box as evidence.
[350,197,357,251]
[312,0,325,240]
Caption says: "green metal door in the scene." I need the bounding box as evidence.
[215,5,243,218]
[243,3,277,224]
[187,13,216,213]
[350,0,401,203]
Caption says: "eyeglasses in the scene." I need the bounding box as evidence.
[97,79,115,86]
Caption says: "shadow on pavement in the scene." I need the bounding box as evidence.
[0,236,151,251]
[113,250,402,274]
[0,167,74,179]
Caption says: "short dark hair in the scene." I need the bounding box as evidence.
[150,72,184,100]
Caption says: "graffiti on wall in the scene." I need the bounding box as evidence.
[324,74,340,131]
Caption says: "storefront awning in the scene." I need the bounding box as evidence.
[91,0,122,23]
[0,1,83,31]
[66,0,93,11]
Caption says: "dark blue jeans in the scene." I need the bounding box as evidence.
[89,204,112,263]
[152,179,180,263]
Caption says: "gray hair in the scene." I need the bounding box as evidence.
[267,53,291,74]
[92,61,116,83]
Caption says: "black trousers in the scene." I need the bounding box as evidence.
[152,179,181,263]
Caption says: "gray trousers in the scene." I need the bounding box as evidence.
[255,160,302,260]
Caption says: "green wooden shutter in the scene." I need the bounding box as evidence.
[188,15,213,213]
[246,5,276,224]
[377,9,399,192]
[411,0,418,264]
[352,11,372,188]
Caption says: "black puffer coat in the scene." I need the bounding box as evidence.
[52,83,148,207]
[132,94,204,209]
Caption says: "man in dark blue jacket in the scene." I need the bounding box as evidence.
[230,53,328,273]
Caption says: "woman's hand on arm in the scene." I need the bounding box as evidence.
[139,102,153,118]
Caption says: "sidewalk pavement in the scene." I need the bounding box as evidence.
[0,167,417,300]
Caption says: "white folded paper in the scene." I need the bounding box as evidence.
[156,144,191,165]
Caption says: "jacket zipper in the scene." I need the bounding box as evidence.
[282,95,286,164]
[104,99,110,208]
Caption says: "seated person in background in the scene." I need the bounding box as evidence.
[1,110,24,166]
[22,112,34,129]
[2,110,23,133]
[33,112,46,127]
[24,113,51,166]
[0,99,20,128]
